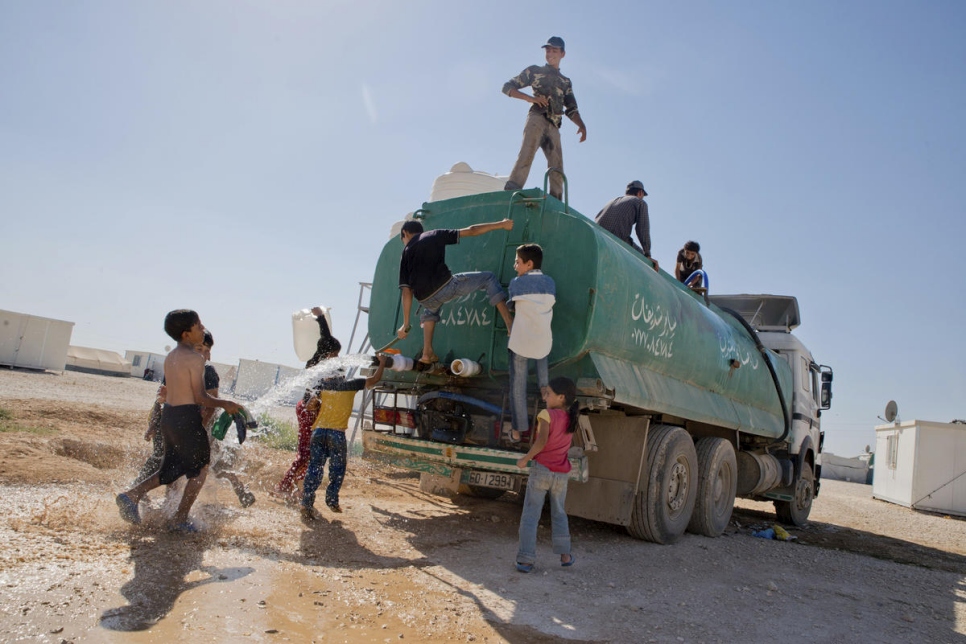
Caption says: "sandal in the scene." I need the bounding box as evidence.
[116,493,141,525]
[515,562,534,573]
[561,554,576,567]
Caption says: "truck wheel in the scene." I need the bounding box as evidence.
[687,437,737,537]
[628,425,698,544]
[775,463,814,526]
[457,484,506,500]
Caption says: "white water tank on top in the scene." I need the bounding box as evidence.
[389,163,509,239]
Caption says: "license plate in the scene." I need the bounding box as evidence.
[464,471,517,491]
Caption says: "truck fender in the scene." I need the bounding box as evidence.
[794,435,815,482]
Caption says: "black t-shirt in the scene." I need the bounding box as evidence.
[398,229,460,301]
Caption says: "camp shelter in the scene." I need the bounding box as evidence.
[0,309,74,371]
[66,346,132,377]
[873,420,966,517]
[821,452,872,484]
[124,350,167,380]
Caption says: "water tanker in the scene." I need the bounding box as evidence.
[363,187,832,543]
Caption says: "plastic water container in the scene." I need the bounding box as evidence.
[293,307,333,363]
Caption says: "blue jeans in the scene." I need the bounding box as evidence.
[508,349,549,432]
[419,272,507,323]
[517,461,571,565]
[302,428,347,509]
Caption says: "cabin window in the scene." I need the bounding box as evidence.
[132,356,142,367]
[800,357,810,393]
[886,434,899,470]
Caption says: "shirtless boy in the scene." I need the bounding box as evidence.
[116,309,239,532]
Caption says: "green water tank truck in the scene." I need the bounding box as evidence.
[362,188,833,544]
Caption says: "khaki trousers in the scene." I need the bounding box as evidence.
[505,112,564,200]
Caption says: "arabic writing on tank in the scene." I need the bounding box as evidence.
[630,294,676,358]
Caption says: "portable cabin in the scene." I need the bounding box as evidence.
[873,420,966,517]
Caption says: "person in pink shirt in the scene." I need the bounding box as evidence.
[514,376,578,572]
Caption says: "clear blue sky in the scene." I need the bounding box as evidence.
[2,1,964,456]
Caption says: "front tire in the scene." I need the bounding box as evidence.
[775,462,814,526]
[628,425,698,544]
[687,437,737,537]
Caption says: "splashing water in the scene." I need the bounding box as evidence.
[241,354,375,434]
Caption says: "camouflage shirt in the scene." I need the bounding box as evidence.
[503,64,579,128]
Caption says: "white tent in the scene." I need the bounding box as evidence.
[873,420,966,517]
[66,346,132,377]
[0,309,74,371]
[821,452,872,484]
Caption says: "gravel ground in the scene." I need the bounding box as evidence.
[1,367,965,643]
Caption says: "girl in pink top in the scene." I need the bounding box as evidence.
[515,377,579,572]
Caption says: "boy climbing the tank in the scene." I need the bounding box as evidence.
[506,244,556,444]
[396,218,514,366]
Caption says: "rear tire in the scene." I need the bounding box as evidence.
[628,425,698,544]
[775,462,814,526]
[687,437,737,537]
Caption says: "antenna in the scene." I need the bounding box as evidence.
[877,400,899,425]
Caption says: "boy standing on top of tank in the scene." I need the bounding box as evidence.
[397,218,515,366]
[595,180,660,272]
[503,36,587,201]
[116,310,240,533]
[507,244,556,444]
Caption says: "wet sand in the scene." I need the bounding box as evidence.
[2,368,965,643]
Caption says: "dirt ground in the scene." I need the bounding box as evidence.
[1,368,965,643]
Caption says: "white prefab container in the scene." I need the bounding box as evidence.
[125,350,167,380]
[0,309,74,371]
[873,420,966,517]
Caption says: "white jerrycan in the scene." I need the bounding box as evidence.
[293,306,333,363]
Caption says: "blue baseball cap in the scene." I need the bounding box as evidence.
[542,36,565,51]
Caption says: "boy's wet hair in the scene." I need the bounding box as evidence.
[516,243,543,269]
[202,330,214,348]
[400,220,424,236]
[164,309,200,342]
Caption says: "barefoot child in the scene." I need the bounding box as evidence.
[116,310,239,532]
[514,376,578,572]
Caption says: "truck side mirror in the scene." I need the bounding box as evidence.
[820,367,833,410]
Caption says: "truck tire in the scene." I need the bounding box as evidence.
[627,425,698,544]
[457,484,506,500]
[775,462,814,526]
[687,437,737,537]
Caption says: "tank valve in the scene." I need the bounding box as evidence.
[729,358,741,373]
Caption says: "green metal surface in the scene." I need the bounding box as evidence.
[368,189,792,439]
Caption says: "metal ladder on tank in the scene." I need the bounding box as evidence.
[346,282,374,448]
